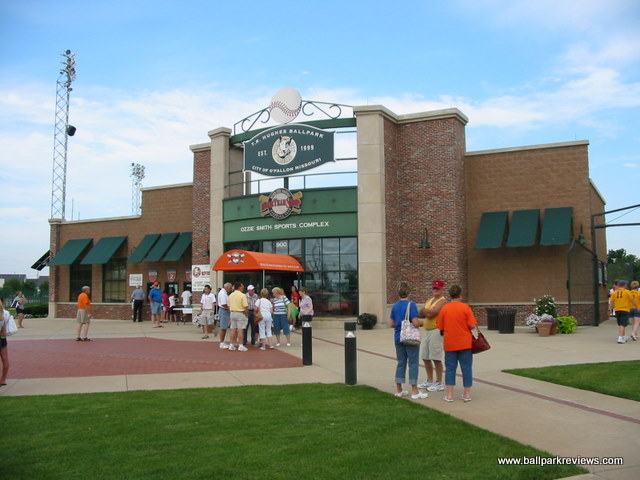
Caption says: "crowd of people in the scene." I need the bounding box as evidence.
[609,279,639,344]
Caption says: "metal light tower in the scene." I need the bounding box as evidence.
[130,163,145,214]
[50,50,76,219]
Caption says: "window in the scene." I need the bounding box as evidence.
[69,263,92,302]
[103,258,126,302]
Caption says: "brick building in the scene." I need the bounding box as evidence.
[46,102,609,325]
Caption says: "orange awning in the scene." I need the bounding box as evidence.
[213,250,304,272]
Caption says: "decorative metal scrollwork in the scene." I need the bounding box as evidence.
[233,99,354,136]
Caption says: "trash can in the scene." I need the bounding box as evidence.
[485,308,500,331]
[497,308,517,334]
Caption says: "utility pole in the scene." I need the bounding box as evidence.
[50,50,76,219]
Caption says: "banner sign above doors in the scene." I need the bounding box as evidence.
[243,124,335,176]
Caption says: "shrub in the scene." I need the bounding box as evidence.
[24,303,49,317]
[556,316,578,334]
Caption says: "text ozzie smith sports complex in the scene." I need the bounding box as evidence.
[497,456,623,466]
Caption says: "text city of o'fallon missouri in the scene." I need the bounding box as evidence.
[250,157,323,175]
[240,221,330,232]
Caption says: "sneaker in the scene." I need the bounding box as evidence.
[411,392,429,399]
[275,343,281,347]
[220,342,229,349]
[443,396,454,403]
[631,335,638,341]
[228,345,237,351]
[427,382,445,392]
[201,335,209,339]
[418,381,434,390]
[460,395,472,402]
[394,390,409,397]
[238,345,248,352]
[286,343,291,347]
[260,346,266,351]
[617,336,627,344]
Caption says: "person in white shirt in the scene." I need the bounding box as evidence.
[199,285,217,339]
[181,289,192,307]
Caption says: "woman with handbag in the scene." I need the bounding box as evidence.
[0,300,11,386]
[389,282,428,400]
[437,284,477,402]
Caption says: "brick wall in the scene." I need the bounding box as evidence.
[191,148,211,304]
[384,115,468,304]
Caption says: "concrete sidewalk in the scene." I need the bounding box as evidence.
[1,317,638,479]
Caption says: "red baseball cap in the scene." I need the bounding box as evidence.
[432,280,445,289]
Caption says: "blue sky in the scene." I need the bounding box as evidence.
[1,0,639,277]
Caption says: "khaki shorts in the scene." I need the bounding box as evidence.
[420,329,443,361]
[230,311,248,330]
[76,309,91,324]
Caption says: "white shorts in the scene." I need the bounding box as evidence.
[230,311,248,330]
[420,329,444,361]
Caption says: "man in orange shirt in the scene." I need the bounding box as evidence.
[76,286,93,342]
[437,284,477,403]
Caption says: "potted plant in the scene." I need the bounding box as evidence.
[357,313,377,330]
[537,314,558,336]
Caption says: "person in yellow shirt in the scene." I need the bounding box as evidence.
[609,280,638,344]
[76,286,93,342]
[418,280,448,392]
[227,282,249,352]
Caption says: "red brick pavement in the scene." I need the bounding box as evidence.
[9,338,301,379]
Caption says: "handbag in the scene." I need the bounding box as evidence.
[400,302,421,346]
[471,329,491,354]
[5,312,18,336]
[254,309,263,322]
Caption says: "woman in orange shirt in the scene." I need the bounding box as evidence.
[437,284,477,402]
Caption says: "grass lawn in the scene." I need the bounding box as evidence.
[3,384,585,479]
[504,360,640,402]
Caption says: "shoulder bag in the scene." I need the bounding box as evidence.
[400,301,421,345]
[471,328,491,354]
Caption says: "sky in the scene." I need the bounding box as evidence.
[1,0,639,277]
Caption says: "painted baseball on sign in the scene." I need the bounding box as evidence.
[269,87,302,124]
[272,135,297,165]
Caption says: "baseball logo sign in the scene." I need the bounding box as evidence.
[259,188,303,220]
[227,251,246,265]
[269,87,302,124]
[272,135,297,165]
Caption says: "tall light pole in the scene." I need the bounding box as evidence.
[131,163,145,214]
[50,49,76,219]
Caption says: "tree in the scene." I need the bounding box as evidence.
[607,249,640,283]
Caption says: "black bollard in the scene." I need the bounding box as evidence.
[302,321,312,365]
[344,321,357,385]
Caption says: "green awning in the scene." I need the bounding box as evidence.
[507,209,540,247]
[31,250,51,271]
[128,234,161,262]
[144,233,179,262]
[474,211,508,248]
[162,232,192,261]
[48,238,92,265]
[81,236,127,264]
[540,207,573,245]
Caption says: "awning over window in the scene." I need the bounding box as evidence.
[474,211,508,249]
[213,250,304,272]
[144,233,179,262]
[31,250,51,271]
[81,236,127,264]
[128,234,161,263]
[162,232,192,262]
[540,207,573,246]
[48,238,92,266]
[507,209,540,247]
